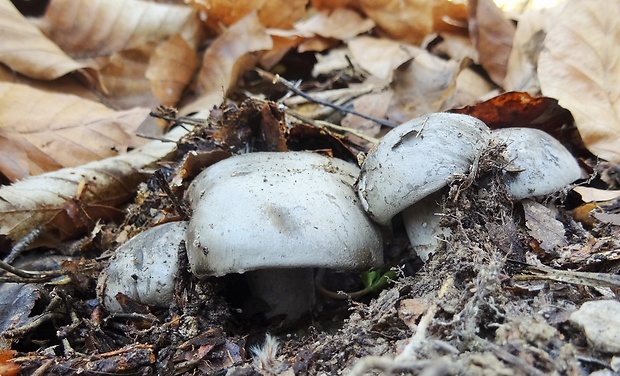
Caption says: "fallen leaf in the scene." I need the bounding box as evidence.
[358,0,467,45]
[341,91,391,135]
[347,36,422,81]
[523,199,567,252]
[468,0,515,87]
[0,0,93,80]
[538,0,620,163]
[387,52,461,122]
[0,82,150,181]
[294,8,375,40]
[573,187,620,203]
[188,0,308,31]
[504,8,547,93]
[96,44,160,109]
[0,349,19,376]
[0,125,189,245]
[33,0,201,58]
[182,11,273,116]
[146,35,199,107]
[310,0,358,10]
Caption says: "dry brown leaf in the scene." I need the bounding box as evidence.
[573,187,620,204]
[146,35,199,107]
[0,82,150,181]
[347,36,422,81]
[341,91,391,136]
[95,45,159,109]
[0,0,92,80]
[311,0,358,11]
[0,125,189,245]
[523,199,567,252]
[358,0,467,45]
[182,12,273,115]
[538,0,620,163]
[188,0,307,31]
[294,8,375,40]
[34,0,201,58]
[468,0,515,87]
[504,8,547,93]
[387,52,461,122]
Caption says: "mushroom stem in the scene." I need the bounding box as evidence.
[245,268,316,321]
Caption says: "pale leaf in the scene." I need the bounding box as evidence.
[387,52,461,122]
[358,0,434,45]
[0,82,150,181]
[0,0,92,80]
[182,12,273,116]
[146,35,199,107]
[504,8,547,93]
[294,8,375,40]
[523,199,567,252]
[573,187,620,203]
[0,125,189,244]
[33,0,201,58]
[347,36,422,82]
[538,0,620,163]
[468,0,515,87]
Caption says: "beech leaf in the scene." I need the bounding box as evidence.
[0,82,150,181]
[0,0,92,80]
[538,0,620,163]
[0,126,189,244]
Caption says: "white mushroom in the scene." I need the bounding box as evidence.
[491,128,582,199]
[98,221,187,312]
[357,113,491,225]
[186,151,383,320]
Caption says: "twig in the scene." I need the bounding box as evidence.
[0,260,67,283]
[256,68,398,128]
[285,109,379,144]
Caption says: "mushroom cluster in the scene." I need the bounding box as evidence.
[98,112,581,319]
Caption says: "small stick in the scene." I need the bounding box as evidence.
[256,68,398,128]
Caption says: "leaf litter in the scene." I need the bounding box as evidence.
[1,0,620,375]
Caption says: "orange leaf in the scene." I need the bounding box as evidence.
[0,349,19,376]
[0,82,150,180]
[146,35,199,107]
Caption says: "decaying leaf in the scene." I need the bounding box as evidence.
[523,199,567,252]
[146,34,199,107]
[468,0,515,87]
[347,36,422,81]
[538,0,620,163]
[33,0,201,58]
[188,0,308,31]
[294,8,375,40]
[0,82,150,181]
[0,0,92,80]
[0,125,189,244]
[387,52,461,122]
[182,12,273,115]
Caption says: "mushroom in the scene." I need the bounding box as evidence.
[98,221,188,312]
[185,151,383,320]
[491,127,582,199]
[357,113,581,262]
[357,113,491,225]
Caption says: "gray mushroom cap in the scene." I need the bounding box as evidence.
[185,151,383,278]
[492,128,581,199]
[357,113,491,225]
[97,221,187,312]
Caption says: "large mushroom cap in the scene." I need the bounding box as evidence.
[357,113,491,225]
[186,151,383,278]
[492,128,582,200]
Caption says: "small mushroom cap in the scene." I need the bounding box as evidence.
[186,152,383,278]
[97,221,187,312]
[492,128,581,200]
[357,113,491,225]
[402,190,451,262]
